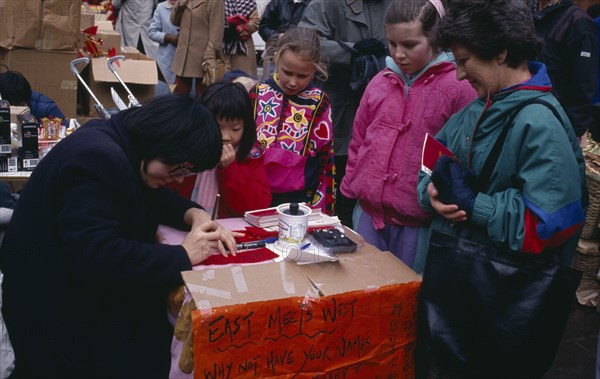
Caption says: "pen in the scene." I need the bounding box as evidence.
[210,194,220,221]
[237,241,267,250]
[224,241,267,251]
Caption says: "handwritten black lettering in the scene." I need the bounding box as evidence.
[207,311,254,344]
[321,298,357,323]
[335,335,371,358]
[266,349,294,374]
[312,366,349,379]
[237,355,260,376]
[299,344,332,371]
[203,362,233,379]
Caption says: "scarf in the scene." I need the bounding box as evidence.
[222,0,257,56]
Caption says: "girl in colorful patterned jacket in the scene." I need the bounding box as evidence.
[249,27,335,215]
[340,0,476,267]
[192,82,272,218]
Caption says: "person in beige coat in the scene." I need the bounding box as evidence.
[171,0,225,95]
[221,0,260,77]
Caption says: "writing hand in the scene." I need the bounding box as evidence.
[427,182,468,222]
[218,144,236,169]
[181,221,241,265]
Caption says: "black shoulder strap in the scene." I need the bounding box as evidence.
[477,98,564,190]
[336,40,358,55]
[547,5,587,42]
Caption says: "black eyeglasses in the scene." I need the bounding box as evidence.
[168,163,193,177]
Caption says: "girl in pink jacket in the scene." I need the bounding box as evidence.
[340,0,476,267]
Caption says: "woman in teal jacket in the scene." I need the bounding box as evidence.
[415,0,587,275]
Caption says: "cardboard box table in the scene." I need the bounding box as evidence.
[179,235,421,378]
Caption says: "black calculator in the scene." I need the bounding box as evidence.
[311,229,358,254]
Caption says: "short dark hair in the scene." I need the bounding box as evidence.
[0,71,32,105]
[200,81,256,163]
[119,94,222,172]
[435,0,542,68]
[384,0,444,51]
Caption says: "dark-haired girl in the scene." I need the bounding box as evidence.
[192,82,272,217]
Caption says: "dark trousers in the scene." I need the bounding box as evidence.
[173,76,206,97]
[334,154,356,228]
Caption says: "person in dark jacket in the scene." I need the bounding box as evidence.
[299,0,392,227]
[588,4,600,104]
[258,0,312,42]
[529,0,599,140]
[258,0,312,79]
[0,71,68,125]
[0,94,240,378]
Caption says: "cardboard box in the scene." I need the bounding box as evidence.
[0,0,81,51]
[95,30,120,52]
[79,54,159,115]
[80,29,121,55]
[181,242,421,378]
[80,7,109,31]
[95,20,113,32]
[0,48,78,118]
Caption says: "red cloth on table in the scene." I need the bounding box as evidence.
[199,247,277,265]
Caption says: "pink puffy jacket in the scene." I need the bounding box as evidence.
[341,60,476,229]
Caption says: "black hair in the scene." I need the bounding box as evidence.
[0,71,32,105]
[588,4,600,19]
[435,0,542,68]
[200,82,256,162]
[119,94,222,172]
[384,0,444,50]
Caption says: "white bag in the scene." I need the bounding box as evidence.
[0,272,14,379]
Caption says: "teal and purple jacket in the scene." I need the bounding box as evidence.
[414,62,587,274]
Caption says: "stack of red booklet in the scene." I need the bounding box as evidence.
[244,205,324,228]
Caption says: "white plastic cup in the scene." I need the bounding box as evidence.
[276,203,311,245]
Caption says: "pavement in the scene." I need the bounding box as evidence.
[543,302,600,378]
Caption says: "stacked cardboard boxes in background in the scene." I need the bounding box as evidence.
[0,0,81,119]
[76,47,162,117]
[0,1,163,130]
[0,49,78,119]
[77,4,163,118]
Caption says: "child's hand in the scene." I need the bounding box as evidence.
[218,144,235,169]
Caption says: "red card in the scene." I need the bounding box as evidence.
[421,133,457,175]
